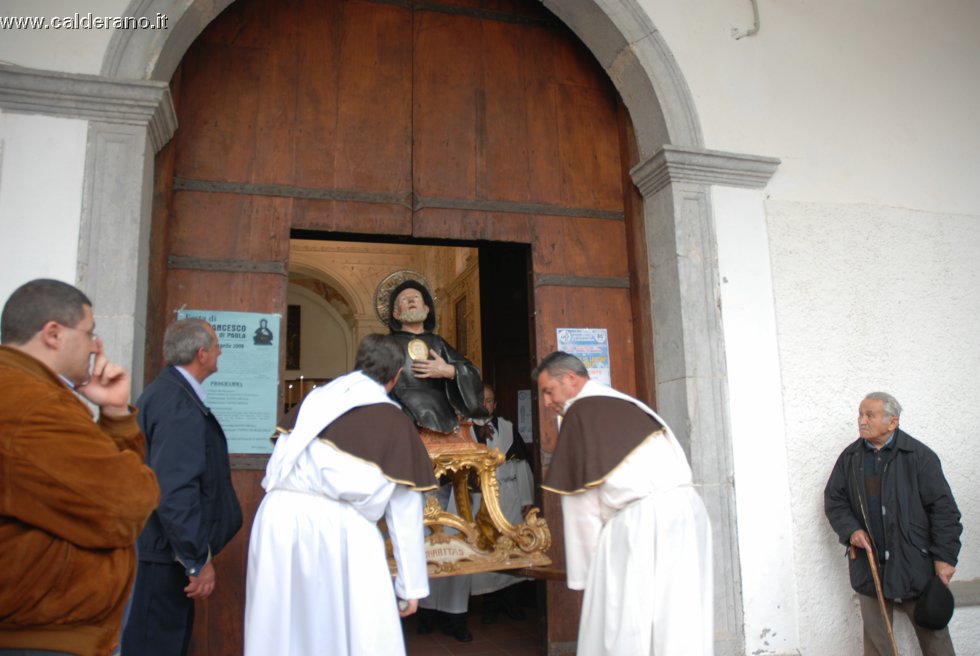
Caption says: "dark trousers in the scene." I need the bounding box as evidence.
[121,562,195,656]
[858,593,955,656]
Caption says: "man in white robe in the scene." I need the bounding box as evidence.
[533,351,714,656]
[244,334,437,656]
[470,383,535,623]
[381,275,488,643]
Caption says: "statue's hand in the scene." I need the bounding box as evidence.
[411,349,456,379]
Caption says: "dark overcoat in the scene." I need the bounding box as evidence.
[135,365,242,574]
[824,428,961,599]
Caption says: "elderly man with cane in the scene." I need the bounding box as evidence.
[825,392,961,655]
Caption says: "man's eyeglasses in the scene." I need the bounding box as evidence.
[61,324,99,342]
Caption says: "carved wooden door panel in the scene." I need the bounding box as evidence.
[151,1,647,653]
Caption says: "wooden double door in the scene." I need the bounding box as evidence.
[148,0,652,653]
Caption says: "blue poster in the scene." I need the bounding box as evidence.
[178,309,279,454]
[556,328,611,386]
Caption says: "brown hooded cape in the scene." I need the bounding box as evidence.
[542,396,665,495]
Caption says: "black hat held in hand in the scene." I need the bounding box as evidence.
[914,576,954,631]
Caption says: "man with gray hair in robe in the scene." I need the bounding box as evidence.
[381,275,487,642]
[534,351,713,656]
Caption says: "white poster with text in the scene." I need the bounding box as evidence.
[178,309,279,454]
[556,327,611,387]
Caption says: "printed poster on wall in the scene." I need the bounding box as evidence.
[178,309,279,454]
[556,327,611,387]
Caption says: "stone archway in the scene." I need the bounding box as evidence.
[86,2,784,652]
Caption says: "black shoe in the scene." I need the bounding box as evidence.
[443,626,473,642]
[442,613,473,642]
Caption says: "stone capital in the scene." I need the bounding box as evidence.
[0,64,176,152]
[631,145,780,197]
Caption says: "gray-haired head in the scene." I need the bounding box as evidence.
[1,279,91,345]
[163,318,216,366]
[531,351,589,381]
[354,333,404,385]
[864,391,902,420]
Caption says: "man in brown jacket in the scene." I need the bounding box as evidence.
[0,279,160,656]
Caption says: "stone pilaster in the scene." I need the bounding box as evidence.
[0,64,176,391]
[630,144,779,656]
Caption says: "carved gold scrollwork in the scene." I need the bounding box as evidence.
[387,442,552,578]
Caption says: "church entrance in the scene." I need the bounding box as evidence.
[284,235,543,652]
[147,0,650,652]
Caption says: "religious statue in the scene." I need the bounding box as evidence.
[373,270,551,581]
[376,271,486,440]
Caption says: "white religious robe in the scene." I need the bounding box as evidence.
[546,380,714,656]
[470,416,535,595]
[244,372,433,656]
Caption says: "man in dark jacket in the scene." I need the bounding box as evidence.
[825,392,961,656]
[123,318,243,655]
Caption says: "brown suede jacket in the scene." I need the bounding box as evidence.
[0,346,160,655]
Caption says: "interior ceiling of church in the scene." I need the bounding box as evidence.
[287,238,483,364]
[288,239,476,318]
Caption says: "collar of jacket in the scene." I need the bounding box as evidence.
[162,364,213,416]
[844,428,914,455]
[0,344,72,389]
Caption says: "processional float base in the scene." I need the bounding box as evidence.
[387,425,552,578]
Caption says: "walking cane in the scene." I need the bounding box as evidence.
[850,545,900,656]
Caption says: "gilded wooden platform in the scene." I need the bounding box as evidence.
[387,425,552,578]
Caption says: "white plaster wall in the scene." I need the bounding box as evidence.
[642,1,980,652]
[644,0,980,215]
[714,186,799,655]
[948,607,980,656]
[0,110,87,307]
[0,0,130,74]
[766,199,980,655]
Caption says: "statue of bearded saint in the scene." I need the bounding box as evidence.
[378,276,486,435]
[372,272,553,589]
